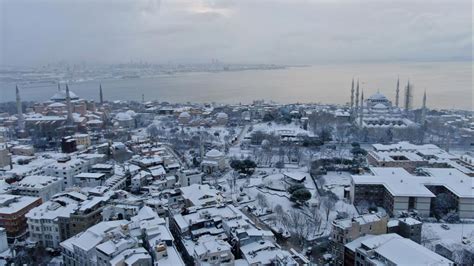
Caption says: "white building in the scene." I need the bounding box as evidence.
[14,175,63,201]
[44,157,89,187]
[201,149,226,174]
[26,198,79,248]
[74,172,107,187]
[178,169,203,187]
[349,233,452,265]
[351,167,474,218]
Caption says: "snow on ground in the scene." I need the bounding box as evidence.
[422,223,474,253]
[321,171,352,199]
[219,166,357,241]
[247,122,312,137]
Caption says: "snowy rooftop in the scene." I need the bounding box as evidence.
[179,184,223,206]
[17,175,61,189]
[0,194,40,214]
[357,233,452,265]
[352,167,474,198]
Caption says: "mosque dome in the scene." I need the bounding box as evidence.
[216,112,228,119]
[125,110,137,117]
[373,103,388,109]
[179,112,191,118]
[115,112,133,121]
[50,89,79,102]
[368,92,388,101]
[206,149,223,158]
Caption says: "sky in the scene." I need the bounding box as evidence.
[0,0,472,66]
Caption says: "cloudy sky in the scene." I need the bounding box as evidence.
[0,0,472,66]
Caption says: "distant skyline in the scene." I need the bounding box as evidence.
[0,0,472,67]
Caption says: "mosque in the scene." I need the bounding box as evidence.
[349,78,427,135]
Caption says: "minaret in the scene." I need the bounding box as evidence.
[66,84,73,125]
[421,90,427,123]
[355,79,360,119]
[395,77,400,108]
[99,84,104,105]
[350,78,355,110]
[359,90,364,126]
[404,80,412,114]
[58,83,61,92]
[15,85,24,130]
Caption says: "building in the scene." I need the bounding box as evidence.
[72,133,91,148]
[61,206,184,266]
[61,136,77,153]
[74,172,107,187]
[0,194,42,240]
[44,157,89,188]
[0,142,11,168]
[370,141,473,176]
[26,198,79,248]
[90,163,115,177]
[11,145,34,156]
[201,149,226,174]
[346,233,452,265]
[350,167,474,218]
[0,228,8,253]
[178,169,203,187]
[331,213,388,265]
[179,184,224,207]
[386,217,422,243]
[13,175,63,201]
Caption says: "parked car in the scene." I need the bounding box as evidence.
[441,224,450,230]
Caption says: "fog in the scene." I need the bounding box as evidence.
[0,0,471,66]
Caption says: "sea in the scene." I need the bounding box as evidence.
[0,62,472,110]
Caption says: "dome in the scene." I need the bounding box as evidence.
[216,112,228,119]
[48,102,66,108]
[50,89,79,101]
[373,103,388,109]
[115,112,133,121]
[368,92,387,101]
[125,110,137,117]
[206,149,223,158]
[179,112,191,118]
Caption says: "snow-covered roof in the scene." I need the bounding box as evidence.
[205,149,223,158]
[368,92,388,101]
[115,112,133,121]
[356,233,452,265]
[353,167,474,198]
[0,194,40,214]
[51,89,79,101]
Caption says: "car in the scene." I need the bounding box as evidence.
[441,224,450,230]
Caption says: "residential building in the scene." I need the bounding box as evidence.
[331,213,388,265]
[0,194,42,240]
[44,157,89,187]
[347,234,452,265]
[13,175,63,201]
[350,167,474,218]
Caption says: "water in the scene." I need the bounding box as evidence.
[1,62,472,110]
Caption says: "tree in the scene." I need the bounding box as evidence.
[256,193,268,208]
[290,188,312,203]
[432,193,457,219]
[274,204,284,217]
[321,193,337,221]
[288,184,306,194]
[230,159,257,175]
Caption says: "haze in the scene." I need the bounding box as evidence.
[1,0,472,66]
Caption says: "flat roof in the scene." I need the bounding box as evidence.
[352,167,473,198]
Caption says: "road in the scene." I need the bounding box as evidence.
[232,123,252,146]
